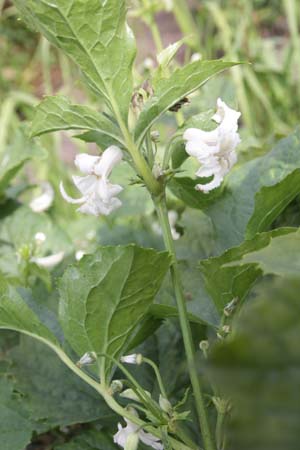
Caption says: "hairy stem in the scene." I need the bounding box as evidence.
[154,196,216,450]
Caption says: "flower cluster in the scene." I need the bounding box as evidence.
[60,146,123,216]
[184,98,241,193]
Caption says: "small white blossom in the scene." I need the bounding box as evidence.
[31,251,64,269]
[76,351,97,368]
[190,52,202,62]
[120,353,143,365]
[143,57,155,70]
[75,250,86,261]
[60,146,123,216]
[30,182,54,213]
[183,98,241,193]
[34,232,46,245]
[114,410,163,450]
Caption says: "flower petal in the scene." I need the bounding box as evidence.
[94,146,123,178]
[30,182,54,213]
[31,251,64,269]
[74,153,100,174]
[59,181,86,204]
[72,174,97,196]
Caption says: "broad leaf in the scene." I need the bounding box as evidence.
[14,0,136,121]
[54,429,118,450]
[227,227,300,278]
[59,245,170,378]
[134,60,239,145]
[200,228,295,314]
[0,378,33,450]
[8,337,114,433]
[31,96,124,147]
[205,128,300,252]
[208,277,300,450]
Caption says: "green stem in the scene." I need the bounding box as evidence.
[108,91,162,196]
[155,196,216,450]
[143,357,168,399]
[215,411,226,450]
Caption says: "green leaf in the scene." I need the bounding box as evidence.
[0,278,59,347]
[126,304,207,351]
[59,245,171,378]
[134,59,239,145]
[168,177,221,209]
[227,227,300,279]
[205,128,300,252]
[0,130,47,193]
[8,337,114,433]
[0,378,33,450]
[54,429,118,450]
[31,96,124,146]
[14,0,136,121]
[200,227,295,314]
[208,277,300,450]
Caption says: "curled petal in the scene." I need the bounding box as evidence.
[185,139,219,159]
[213,97,241,129]
[196,172,223,193]
[94,146,123,178]
[30,182,54,213]
[31,251,64,269]
[183,127,219,144]
[59,181,86,204]
[74,153,100,174]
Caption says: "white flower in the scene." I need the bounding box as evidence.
[31,251,64,269]
[114,410,163,450]
[190,52,202,62]
[30,182,54,212]
[76,351,97,368]
[34,232,46,245]
[120,353,143,365]
[60,146,123,216]
[183,98,241,193]
[75,250,86,261]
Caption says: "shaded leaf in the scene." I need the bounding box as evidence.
[0,378,33,450]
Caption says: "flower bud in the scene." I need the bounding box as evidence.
[159,395,172,414]
[150,130,160,143]
[199,340,209,358]
[34,232,46,245]
[120,389,151,402]
[76,351,97,368]
[120,354,143,365]
[110,380,124,394]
